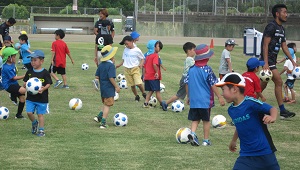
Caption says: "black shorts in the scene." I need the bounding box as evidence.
[6,84,24,97]
[285,79,295,89]
[188,108,211,121]
[49,65,66,75]
[260,55,277,70]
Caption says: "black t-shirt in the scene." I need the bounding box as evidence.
[95,34,113,51]
[94,19,115,35]
[0,22,9,41]
[260,20,286,58]
[23,68,53,103]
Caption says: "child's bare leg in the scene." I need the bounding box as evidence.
[202,120,210,139]
[155,91,163,103]
[131,86,138,96]
[191,120,200,133]
[283,84,289,100]
[50,72,59,81]
[166,95,179,105]
[145,91,153,103]
[290,88,296,101]
[27,112,35,121]
[38,114,45,128]
[62,74,67,86]
[136,84,145,94]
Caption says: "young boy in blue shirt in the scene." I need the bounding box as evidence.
[18,34,32,70]
[216,72,279,170]
[23,50,52,137]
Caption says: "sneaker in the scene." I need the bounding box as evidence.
[54,80,63,88]
[93,116,102,122]
[9,94,18,106]
[61,85,70,89]
[37,130,45,137]
[32,121,39,134]
[188,134,200,146]
[15,115,25,119]
[143,103,149,108]
[161,101,168,111]
[202,140,212,146]
[92,79,99,90]
[100,123,108,129]
[142,93,147,99]
[280,110,296,119]
[135,95,140,102]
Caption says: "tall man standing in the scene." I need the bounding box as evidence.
[0,18,16,49]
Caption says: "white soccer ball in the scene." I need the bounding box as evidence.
[69,98,82,110]
[0,106,9,120]
[116,73,126,81]
[26,77,42,95]
[149,96,158,107]
[212,115,227,128]
[160,83,165,93]
[113,112,128,126]
[292,67,300,80]
[14,42,21,50]
[175,127,191,144]
[171,100,185,112]
[259,70,273,82]
[114,92,119,101]
[118,80,128,89]
[81,63,89,70]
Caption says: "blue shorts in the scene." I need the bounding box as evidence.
[144,80,160,91]
[285,79,295,89]
[188,108,211,121]
[233,153,280,170]
[26,100,49,114]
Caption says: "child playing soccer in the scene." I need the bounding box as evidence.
[50,29,74,89]
[23,50,52,136]
[19,34,32,70]
[130,31,140,47]
[94,45,120,128]
[161,42,196,110]
[216,72,279,170]
[185,44,225,146]
[1,47,26,118]
[218,39,237,79]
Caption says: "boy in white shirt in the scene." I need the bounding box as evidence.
[218,39,236,79]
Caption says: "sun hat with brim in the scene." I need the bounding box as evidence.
[130,31,140,40]
[194,44,214,61]
[246,57,265,69]
[216,72,246,87]
[100,45,118,61]
[2,47,18,64]
[29,50,45,58]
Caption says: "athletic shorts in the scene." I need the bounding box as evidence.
[124,67,143,86]
[26,100,49,114]
[144,80,160,91]
[285,79,295,89]
[102,97,114,106]
[6,84,24,97]
[260,55,277,70]
[233,153,280,170]
[188,108,211,121]
[49,65,66,75]
[176,76,187,100]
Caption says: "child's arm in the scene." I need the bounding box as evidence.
[211,85,225,106]
[277,57,286,64]
[226,58,232,72]
[109,77,120,93]
[262,107,277,124]
[139,59,144,69]
[39,84,51,94]
[160,64,166,71]
[51,51,55,65]
[94,44,99,66]
[13,75,25,80]
[153,64,159,79]
[26,49,32,53]
[67,53,74,65]
[256,92,266,102]
[229,129,238,152]
[185,84,189,105]
[116,60,124,69]
[279,66,288,75]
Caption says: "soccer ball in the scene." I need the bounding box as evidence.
[212,115,227,128]
[292,67,300,80]
[14,42,21,50]
[114,92,119,101]
[81,63,89,70]
[69,98,82,110]
[149,96,158,107]
[160,83,165,93]
[175,127,191,144]
[26,77,42,95]
[113,112,128,126]
[171,100,184,112]
[0,106,9,120]
[116,73,126,81]
[259,70,273,82]
[118,80,128,89]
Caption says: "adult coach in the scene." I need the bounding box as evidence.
[260,4,296,119]
[0,18,16,49]
[92,8,115,90]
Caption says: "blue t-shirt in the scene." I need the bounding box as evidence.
[20,43,31,64]
[95,61,116,98]
[185,65,218,108]
[1,63,18,90]
[228,96,276,156]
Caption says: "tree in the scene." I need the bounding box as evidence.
[2,4,29,19]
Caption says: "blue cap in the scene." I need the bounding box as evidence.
[29,50,45,58]
[246,58,265,69]
[130,31,140,39]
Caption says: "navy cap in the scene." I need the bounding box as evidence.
[29,50,45,58]
[246,58,265,69]
[119,35,133,45]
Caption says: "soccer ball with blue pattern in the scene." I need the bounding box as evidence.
[171,100,184,112]
[113,112,128,126]
[118,80,128,89]
[292,67,300,80]
[26,77,42,95]
[81,63,89,70]
[0,106,9,120]
[160,83,165,93]
[175,127,191,144]
[116,73,126,81]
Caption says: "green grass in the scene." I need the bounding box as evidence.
[0,40,299,170]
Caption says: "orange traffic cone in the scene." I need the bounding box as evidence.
[210,38,214,49]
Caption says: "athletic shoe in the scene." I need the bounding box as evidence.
[202,140,212,146]
[280,110,296,119]
[161,101,168,111]
[61,85,70,89]
[100,123,108,129]
[188,134,200,146]
[54,80,63,88]
[32,121,39,134]
[9,94,18,106]
[37,130,45,137]
[92,79,99,90]
[15,115,25,119]
[93,116,102,122]
[142,93,147,99]
[135,95,140,102]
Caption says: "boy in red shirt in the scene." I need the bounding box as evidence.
[49,29,74,88]
[242,58,266,101]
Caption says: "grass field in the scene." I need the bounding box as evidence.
[0,39,299,170]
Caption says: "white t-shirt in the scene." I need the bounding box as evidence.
[219,49,231,74]
[182,56,195,77]
[122,47,144,68]
[284,59,294,80]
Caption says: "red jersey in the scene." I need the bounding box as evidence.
[242,71,262,98]
[51,39,70,68]
[144,53,161,80]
